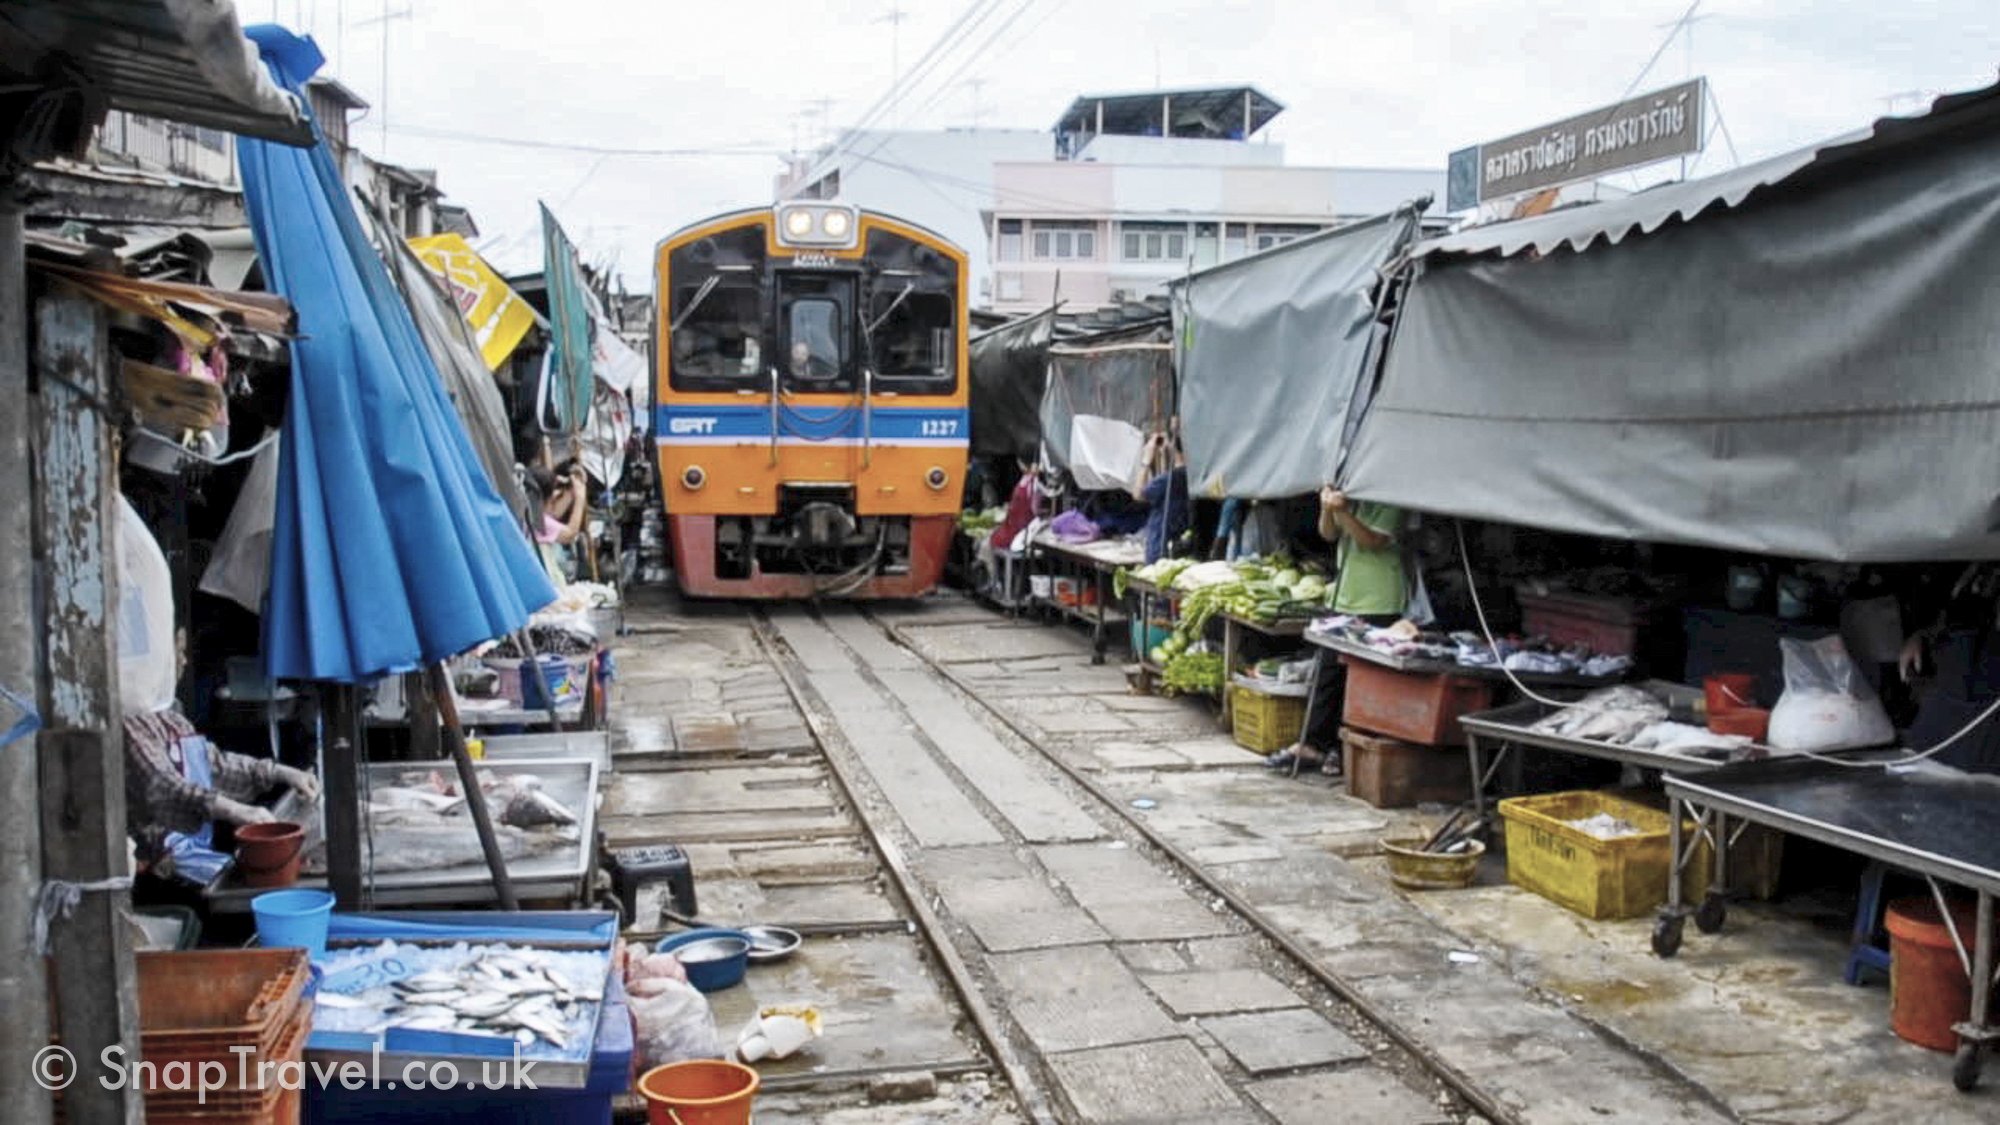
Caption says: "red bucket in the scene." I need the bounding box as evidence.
[233,821,305,888]
[1703,674,1758,716]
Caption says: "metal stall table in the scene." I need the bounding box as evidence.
[1662,759,2000,1091]
[1457,684,1714,821]
[1029,533,1142,664]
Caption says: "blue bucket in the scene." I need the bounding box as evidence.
[253,889,335,958]
[521,653,576,711]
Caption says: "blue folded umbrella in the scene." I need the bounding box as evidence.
[236,26,554,684]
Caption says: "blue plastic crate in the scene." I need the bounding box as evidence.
[305,977,632,1124]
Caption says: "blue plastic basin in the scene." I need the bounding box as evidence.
[655,928,751,992]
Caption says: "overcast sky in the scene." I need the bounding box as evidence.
[259,0,1999,287]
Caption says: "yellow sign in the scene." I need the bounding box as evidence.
[408,233,535,371]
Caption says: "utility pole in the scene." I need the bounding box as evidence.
[965,78,988,128]
[353,2,413,156]
[875,7,909,125]
[0,192,52,1125]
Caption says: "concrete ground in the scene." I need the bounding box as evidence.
[880,594,1997,1125]
[598,588,1997,1123]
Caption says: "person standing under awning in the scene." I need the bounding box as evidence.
[1127,430,1191,564]
[1268,487,1405,776]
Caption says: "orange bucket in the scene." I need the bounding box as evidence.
[638,1060,760,1125]
[1885,897,1992,1052]
[1703,674,1758,717]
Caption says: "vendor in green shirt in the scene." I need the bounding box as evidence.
[1267,487,1406,776]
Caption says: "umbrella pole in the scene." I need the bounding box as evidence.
[514,628,568,732]
[428,664,519,911]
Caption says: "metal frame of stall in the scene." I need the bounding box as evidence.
[1660,760,2000,1092]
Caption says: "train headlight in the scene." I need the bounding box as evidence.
[925,467,948,491]
[774,203,860,249]
[682,465,706,490]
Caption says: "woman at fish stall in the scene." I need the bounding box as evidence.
[1267,487,1407,777]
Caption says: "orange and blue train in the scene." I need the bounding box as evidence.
[652,202,969,598]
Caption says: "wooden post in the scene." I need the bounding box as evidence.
[405,669,440,761]
[33,291,141,1120]
[323,685,364,908]
[0,204,53,1125]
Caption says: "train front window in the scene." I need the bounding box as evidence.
[867,285,954,391]
[670,283,761,386]
[778,273,854,390]
[786,299,842,382]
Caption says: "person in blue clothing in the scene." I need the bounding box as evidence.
[1127,430,1190,563]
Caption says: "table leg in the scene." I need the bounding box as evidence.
[1221,617,1238,729]
[1954,891,1995,1091]
[1465,735,1486,822]
[1654,795,1690,958]
[1090,567,1108,665]
[1695,808,1728,934]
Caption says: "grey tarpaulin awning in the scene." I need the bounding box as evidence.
[0,1,311,145]
[1040,322,1173,479]
[969,307,1054,459]
[1172,209,1420,499]
[1343,78,2000,563]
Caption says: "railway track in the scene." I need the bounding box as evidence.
[750,602,1509,1125]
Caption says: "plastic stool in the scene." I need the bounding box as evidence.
[1844,861,1892,985]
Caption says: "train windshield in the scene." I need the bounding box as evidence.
[778,273,855,390]
[667,225,767,391]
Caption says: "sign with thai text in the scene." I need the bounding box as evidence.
[1452,78,1706,208]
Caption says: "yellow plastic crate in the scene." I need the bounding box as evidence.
[1496,790,1712,920]
[1229,683,1306,754]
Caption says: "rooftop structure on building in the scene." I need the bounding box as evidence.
[776,84,1446,315]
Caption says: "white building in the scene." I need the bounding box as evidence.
[780,86,1446,315]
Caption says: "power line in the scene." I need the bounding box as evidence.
[843,0,1042,173]
[381,123,781,158]
[795,0,1003,194]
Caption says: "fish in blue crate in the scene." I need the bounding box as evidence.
[314,941,609,1055]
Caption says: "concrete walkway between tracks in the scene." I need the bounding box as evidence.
[767,603,1732,1125]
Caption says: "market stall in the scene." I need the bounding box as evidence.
[1324,79,2000,1092]
[1030,531,1143,664]
[1661,759,2000,1089]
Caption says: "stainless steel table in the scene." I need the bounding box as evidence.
[1458,686,1719,820]
[1663,758,2000,1091]
[1029,535,1142,664]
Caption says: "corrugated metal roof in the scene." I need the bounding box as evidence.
[1412,75,2000,262]
[1055,86,1283,139]
[0,0,310,145]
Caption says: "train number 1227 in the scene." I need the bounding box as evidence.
[919,418,960,438]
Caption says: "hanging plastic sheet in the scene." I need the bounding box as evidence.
[197,434,280,613]
[1343,84,2000,562]
[969,309,1053,459]
[1039,324,1172,481]
[1172,211,1416,500]
[540,203,597,434]
[236,26,554,683]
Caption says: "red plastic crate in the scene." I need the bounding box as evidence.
[1341,728,1474,808]
[1339,658,1493,746]
[1517,589,1647,657]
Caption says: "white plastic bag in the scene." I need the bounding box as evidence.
[628,976,722,1070]
[1067,415,1146,492]
[115,495,177,716]
[1768,636,1895,753]
[198,435,280,613]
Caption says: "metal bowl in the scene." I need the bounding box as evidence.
[742,924,802,963]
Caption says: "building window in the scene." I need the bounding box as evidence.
[998,274,1024,301]
[997,219,1023,263]
[1121,221,1189,262]
[1252,223,1323,252]
[1030,221,1096,261]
